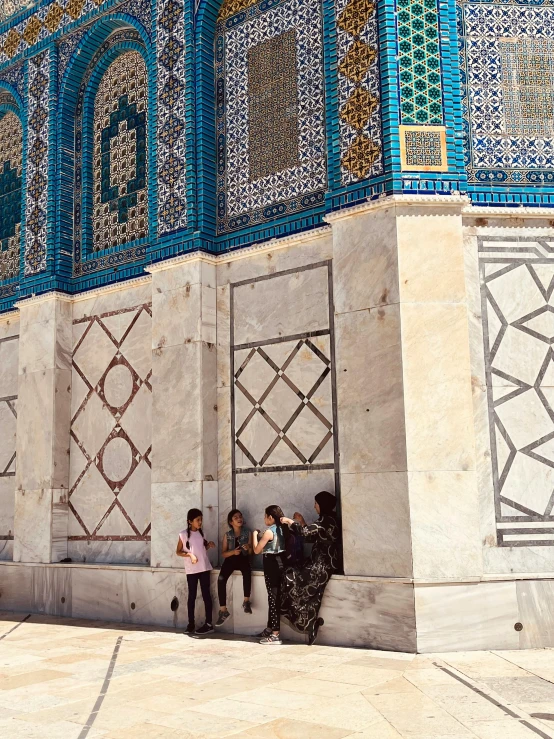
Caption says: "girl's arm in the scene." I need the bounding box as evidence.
[176,537,190,558]
[222,535,240,558]
[253,528,273,555]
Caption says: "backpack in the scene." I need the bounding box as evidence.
[284,529,303,566]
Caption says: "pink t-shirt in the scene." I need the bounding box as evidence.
[179,529,213,575]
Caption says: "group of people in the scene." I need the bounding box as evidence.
[175,491,340,645]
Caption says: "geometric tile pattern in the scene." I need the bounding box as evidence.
[216,0,327,234]
[397,0,443,125]
[0,0,36,24]
[336,0,383,182]
[399,123,447,170]
[24,51,50,276]
[234,336,334,471]
[157,0,187,234]
[460,0,554,184]
[92,51,148,251]
[480,237,554,547]
[0,110,22,281]
[69,303,152,542]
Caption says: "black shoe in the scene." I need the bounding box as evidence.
[256,627,272,638]
[216,610,230,626]
[185,622,195,634]
[243,601,252,614]
[195,622,214,636]
[308,617,324,646]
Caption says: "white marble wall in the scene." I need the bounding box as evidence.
[0,314,19,561]
[14,294,72,564]
[69,282,153,565]
[149,260,218,569]
[216,231,338,558]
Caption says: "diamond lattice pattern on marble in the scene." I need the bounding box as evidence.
[93,51,148,252]
[0,109,22,281]
[69,304,152,550]
[481,238,554,546]
[234,336,334,469]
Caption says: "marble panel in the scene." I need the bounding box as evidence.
[201,341,218,481]
[67,541,150,565]
[151,282,204,350]
[335,305,407,474]
[18,314,57,374]
[151,342,202,484]
[51,488,68,563]
[232,264,329,347]
[409,470,482,580]
[0,478,15,537]
[318,578,416,652]
[401,302,476,472]
[150,481,203,568]
[13,488,52,563]
[0,563,32,611]
[515,579,554,649]
[341,472,412,578]
[150,259,208,295]
[333,207,399,314]
[396,210,466,304]
[71,566,126,621]
[120,568,181,628]
[484,545,554,575]
[0,336,18,397]
[72,281,152,322]
[202,482,219,569]
[0,316,19,341]
[216,233,333,288]
[217,385,232,484]
[216,284,231,389]
[0,402,16,472]
[30,565,72,617]
[415,580,519,652]
[51,369,71,491]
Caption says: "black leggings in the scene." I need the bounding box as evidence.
[263,553,285,631]
[187,571,213,625]
[218,556,252,607]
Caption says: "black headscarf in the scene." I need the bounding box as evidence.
[315,491,336,515]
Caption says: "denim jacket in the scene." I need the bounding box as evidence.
[225,526,251,556]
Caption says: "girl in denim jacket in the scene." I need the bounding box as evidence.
[215,509,253,626]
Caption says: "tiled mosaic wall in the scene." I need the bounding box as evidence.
[69,301,152,564]
[336,0,383,183]
[92,51,148,251]
[0,107,22,282]
[25,50,50,277]
[215,0,327,234]
[459,0,554,186]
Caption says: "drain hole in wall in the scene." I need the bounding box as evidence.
[170,597,179,612]
[514,622,523,631]
[61,597,65,604]
[131,602,136,610]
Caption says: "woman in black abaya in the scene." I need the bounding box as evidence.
[280,491,340,645]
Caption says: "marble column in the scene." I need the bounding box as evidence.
[13,292,72,563]
[148,257,218,568]
[329,195,482,581]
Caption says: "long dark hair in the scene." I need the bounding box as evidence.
[227,508,243,527]
[186,508,208,550]
[265,504,290,541]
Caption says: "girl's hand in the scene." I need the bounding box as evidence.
[233,547,242,556]
[190,553,198,565]
[280,517,294,526]
[293,512,305,525]
[208,541,216,550]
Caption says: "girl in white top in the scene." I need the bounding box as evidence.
[176,508,215,636]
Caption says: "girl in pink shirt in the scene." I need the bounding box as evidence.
[176,508,216,635]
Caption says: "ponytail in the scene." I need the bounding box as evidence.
[264,504,290,542]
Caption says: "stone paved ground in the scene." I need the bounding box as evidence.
[1,613,554,738]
